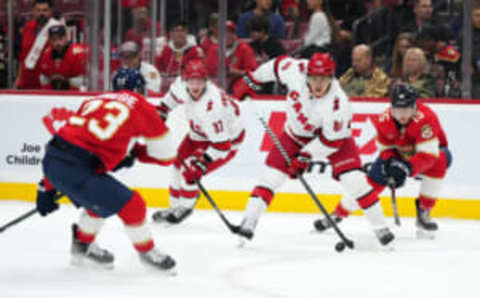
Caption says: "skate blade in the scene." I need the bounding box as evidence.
[71,255,114,270]
[237,237,249,248]
[379,242,395,252]
[416,229,435,239]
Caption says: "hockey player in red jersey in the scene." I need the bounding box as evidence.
[35,69,177,272]
[151,59,245,224]
[38,25,87,90]
[314,84,452,238]
[233,53,394,247]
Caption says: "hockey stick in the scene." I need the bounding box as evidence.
[254,112,354,250]
[387,180,401,226]
[181,160,240,234]
[0,193,64,233]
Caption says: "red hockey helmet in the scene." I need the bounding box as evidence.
[183,59,208,80]
[307,53,336,76]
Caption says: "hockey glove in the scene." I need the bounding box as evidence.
[232,73,262,101]
[36,180,59,216]
[384,158,412,188]
[182,153,210,184]
[113,148,137,172]
[288,152,312,178]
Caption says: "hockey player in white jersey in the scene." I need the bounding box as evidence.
[152,59,245,224]
[233,53,394,247]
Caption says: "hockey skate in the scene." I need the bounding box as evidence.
[139,248,176,275]
[313,213,343,232]
[236,218,256,248]
[70,224,114,269]
[415,199,438,239]
[374,227,395,249]
[152,206,193,225]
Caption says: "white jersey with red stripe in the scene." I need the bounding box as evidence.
[250,55,353,157]
[161,77,244,159]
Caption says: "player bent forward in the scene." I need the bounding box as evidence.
[152,59,245,224]
[233,53,394,247]
[314,84,452,238]
[35,69,177,272]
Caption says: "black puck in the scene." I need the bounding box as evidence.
[335,241,346,252]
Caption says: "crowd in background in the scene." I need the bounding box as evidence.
[0,0,478,98]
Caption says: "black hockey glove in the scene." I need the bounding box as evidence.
[36,180,59,216]
[384,158,412,188]
[113,149,137,172]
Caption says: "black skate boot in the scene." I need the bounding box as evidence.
[236,217,258,247]
[415,199,438,239]
[139,248,176,275]
[313,213,343,232]
[374,227,395,248]
[71,224,114,269]
[152,206,193,224]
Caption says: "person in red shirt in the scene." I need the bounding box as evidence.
[38,25,87,90]
[314,83,452,239]
[154,20,204,77]
[14,0,53,89]
[205,20,258,91]
[35,69,177,272]
[123,0,162,54]
[199,13,219,55]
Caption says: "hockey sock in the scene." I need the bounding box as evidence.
[251,186,274,205]
[335,203,351,218]
[118,192,154,253]
[418,195,436,211]
[76,209,105,244]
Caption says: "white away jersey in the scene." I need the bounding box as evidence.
[161,77,244,145]
[251,56,353,156]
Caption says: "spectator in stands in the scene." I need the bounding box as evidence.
[388,32,415,78]
[205,21,258,91]
[281,0,310,23]
[0,27,6,88]
[458,5,480,98]
[327,0,366,32]
[340,44,390,97]
[15,0,57,89]
[248,15,286,63]
[38,25,87,91]
[124,0,161,57]
[395,0,437,37]
[248,15,286,93]
[200,13,219,55]
[119,41,161,95]
[154,20,205,77]
[417,25,461,97]
[237,0,286,39]
[300,0,337,57]
[401,47,436,98]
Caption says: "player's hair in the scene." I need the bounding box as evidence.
[35,0,54,7]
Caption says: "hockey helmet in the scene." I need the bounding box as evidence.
[307,53,336,76]
[112,68,146,94]
[391,83,417,108]
[183,59,208,80]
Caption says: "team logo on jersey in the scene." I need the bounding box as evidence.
[421,124,433,139]
[42,107,75,134]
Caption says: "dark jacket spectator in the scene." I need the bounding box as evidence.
[237,0,286,38]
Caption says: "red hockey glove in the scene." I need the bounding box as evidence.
[288,152,312,178]
[232,73,262,101]
[182,153,209,184]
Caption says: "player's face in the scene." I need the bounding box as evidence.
[472,9,480,29]
[50,35,69,53]
[392,106,416,126]
[307,75,332,98]
[186,78,206,99]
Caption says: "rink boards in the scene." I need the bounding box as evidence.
[0,91,479,219]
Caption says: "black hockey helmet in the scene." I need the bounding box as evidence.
[391,83,417,108]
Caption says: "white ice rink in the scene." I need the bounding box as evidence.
[1,200,479,298]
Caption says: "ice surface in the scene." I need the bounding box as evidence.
[1,200,479,298]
